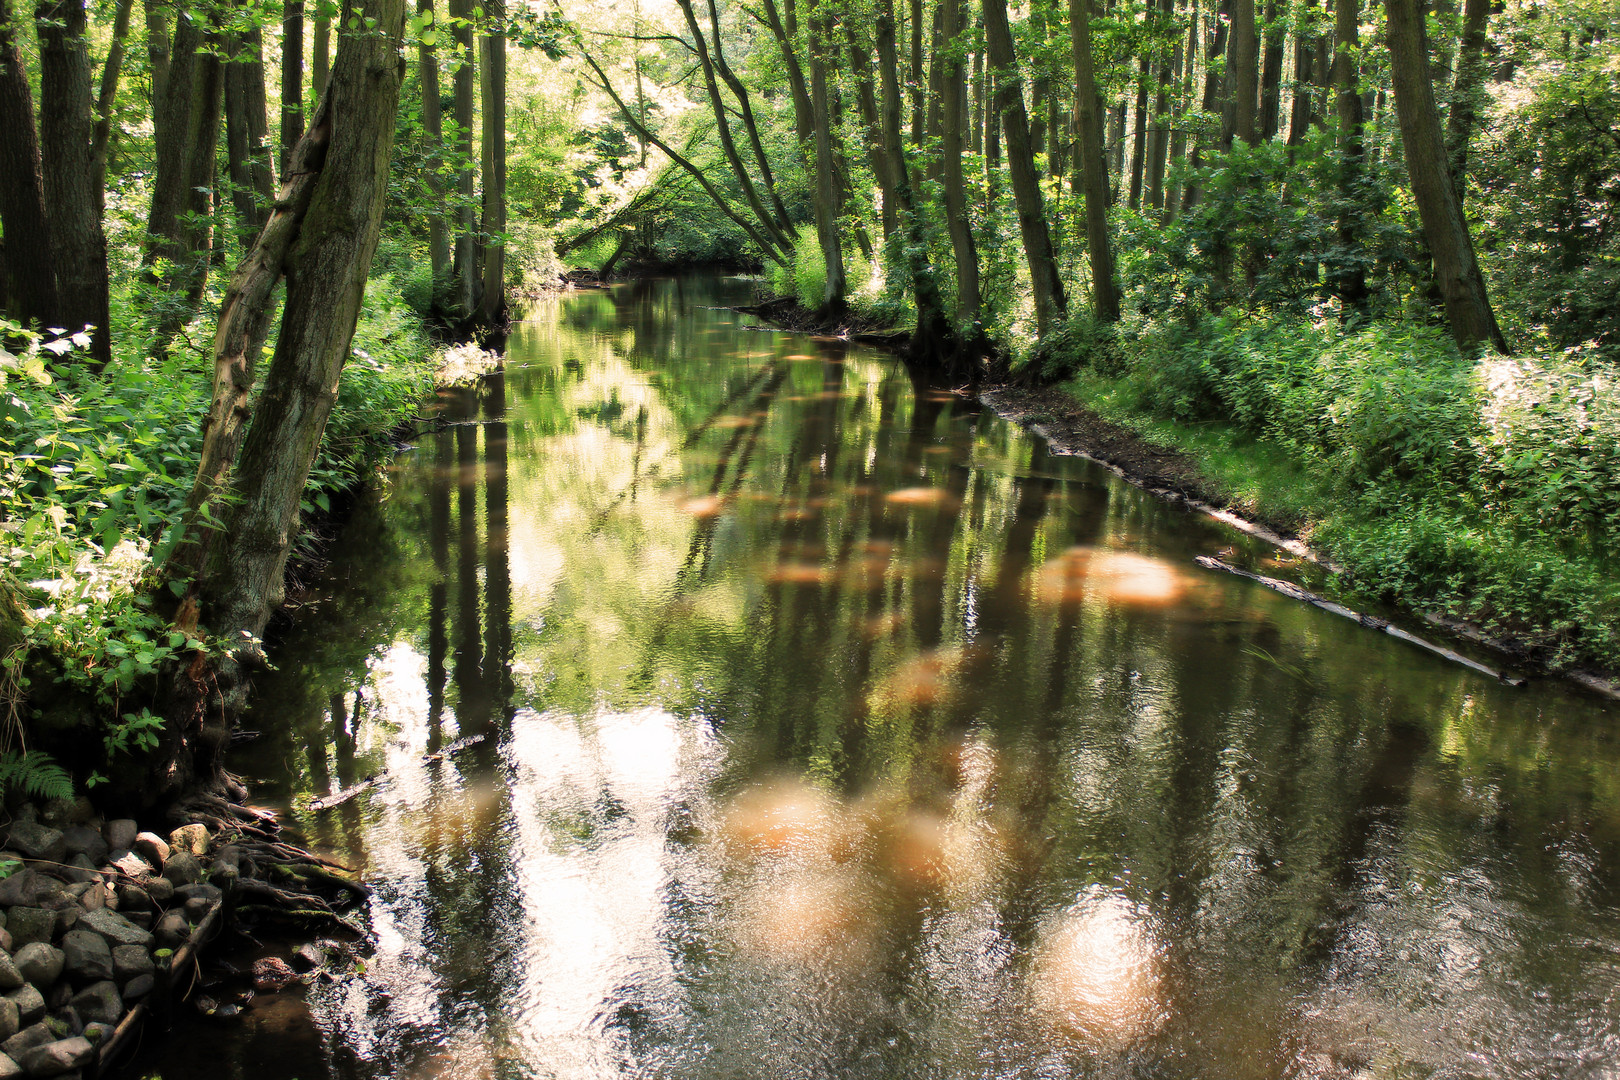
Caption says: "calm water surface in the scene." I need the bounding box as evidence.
[137,277,1620,1079]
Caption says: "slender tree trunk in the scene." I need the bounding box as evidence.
[478,0,506,325]
[847,26,899,240]
[970,33,984,156]
[1287,0,1320,144]
[280,0,303,172]
[449,0,478,317]
[1224,0,1259,147]
[0,0,58,331]
[983,0,1066,337]
[1129,56,1150,207]
[1107,99,1125,196]
[1259,0,1283,138]
[758,0,814,150]
[1144,0,1174,211]
[1330,0,1368,311]
[419,0,450,291]
[90,0,134,199]
[224,23,275,248]
[876,0,952,357]
[909,0,925,146]
[1070,0,1121,320]
[807,0,847,310]
[311,11,330,98]
[934,0,978,331]
[1444,0,1488,200]
[1383,0,1505,351]
[710,0,794,237]
[37,0,112,367]
[143,0,168,104]
[1166,0,1194,216]
[1182,0,1231,210]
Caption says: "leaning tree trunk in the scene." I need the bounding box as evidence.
[37,0,112,369]
[162,0,408,801]
[1383,0,1506,352]
[983,0,1066,338]
[1070,0,1121,320]
[0,0,59,332]
[477,0,506,327]
[280,0,303,172]
[90,0,135,200]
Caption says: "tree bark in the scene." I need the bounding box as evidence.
[90,0,135,199]
[807,0,847,309]
[1383,0,1506,351]
[143,0,168,105]
[37,0,112,368]
[224,22,275,248]
[311,11,330,98]
[708,0,794,236]
[1182,0,1230,211]
[449,0,478,317]
[1223,0,1259,147]
[934,0,978,331]
[1444,0,1488,200]
[1070,0,1121,320]
[419,0,450,290]
[983,0,1066,336]
[1144,0,1175,211]
[1259,0,1283,138]
[478,0,506,325]
[147,8,200,264]
[280,0,303,172]
[1287,0,1320,145]
[1330,0,1368,311]
[0,0,58,331]
[846,24,898,240]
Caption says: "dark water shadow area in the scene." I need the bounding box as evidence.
[132,276,1620,1080]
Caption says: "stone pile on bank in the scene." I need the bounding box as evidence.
[0,810,226,1079]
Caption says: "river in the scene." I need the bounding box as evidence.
[133,276,1620,1079]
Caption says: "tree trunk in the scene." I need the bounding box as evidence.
[759,0,813,149]
[983,0,1066,337]
[1128,56,1149,207]
[1166,0,1195,216]
[1144,0,1174,211]
[708,0,795,238]
[876,0,953,358]
[147,8,200,264]
[934,0,978,332]
[37,0,112,368]
[167,0,407,798]
[419,0,450,290]
[909,0,925,146]
[1182,0,1231,211]
[1444,0,1488,200]
[478,0,506,326]
[280,0,303,172]
[807,0,847,310]
[0,0,58,331]
[846,25,899,240]
[1330,0,1368,311]
[1383,0,1505,351]
[224,22,275,248]
[90,0,135,199]
[1259,0,1283,138]
[1287,0,1320,144]
[311,11,330,98]
[143,0,169,105]
[1070,0,1121,320]
[1223,0,1259,147]
[449,0,478,318]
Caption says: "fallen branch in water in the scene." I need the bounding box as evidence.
[1194,555,1527,686]
[307,733,488,811]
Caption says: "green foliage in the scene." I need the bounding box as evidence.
[768,226,829,311]
[1026,313,1120,383]
[0,750,74,803]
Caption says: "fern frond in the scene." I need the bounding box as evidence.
[0,750,74,802]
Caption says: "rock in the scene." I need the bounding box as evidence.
[173,883,222,906]
[130,834,168,871]
[46,1007,79,1037]
[0,871,38,909]
[182,897,211,922]
[291,943,325,973]
[167,825,209,858]
[119,974,152,1003]
[75,910,150,949]
[159,853,200,889]
[124,913,151,931]
[58,933,111,985]
[4,910,53,949]
[111,886,149,914]
[152,912,188,950]
[42,982,69,1011]
[250,956,297,992]
[0,1023,50,1061]
[17,1036,93,1077]
[56,831,105,869]
[73,890,100,915]
[143,878,173,907]
[5,987,43,1027]
[66,983,119,1026]
[56,857,97,888]
[0,955,20,994]
[0,1051,20,1080]
[0,932,9,955]
[12,945,62,989]
[79,1022,110,1047]
[49,909,76,938]
[109,947,150,985]
[0,998,17,1042]
[1,826,64,866]
[101,821,136,855]
[109,852,150,881]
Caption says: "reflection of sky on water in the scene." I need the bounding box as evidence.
[157,277,1620,1080]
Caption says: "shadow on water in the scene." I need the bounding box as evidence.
[133,276,1620,1080]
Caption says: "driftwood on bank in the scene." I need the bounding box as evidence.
[1195,555,1526,686]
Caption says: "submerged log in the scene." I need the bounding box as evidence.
[1194,555,1526,686]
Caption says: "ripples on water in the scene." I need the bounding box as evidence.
[135,277,1620,1080]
